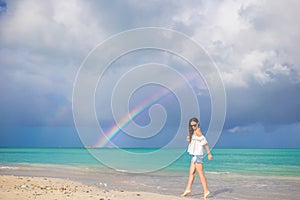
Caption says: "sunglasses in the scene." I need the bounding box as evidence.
[190,124,197,127]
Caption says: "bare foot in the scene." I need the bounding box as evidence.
[204,190,210,198]
[181,190,191,197]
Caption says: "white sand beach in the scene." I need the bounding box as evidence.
[0,175,196,200]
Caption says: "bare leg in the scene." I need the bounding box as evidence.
[195,163,210,199]
[181,162,196,197]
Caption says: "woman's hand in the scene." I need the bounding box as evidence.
[186,136,190,142]
[208,153,212,160]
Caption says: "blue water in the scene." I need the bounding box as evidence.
[1,148,299,177]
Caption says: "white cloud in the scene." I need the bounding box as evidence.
[170,0,300,88]
[0,0,105,56]
[223,50,278,86]
[227,126,248,133]
[0,0,110,106]
[272,63,290,76]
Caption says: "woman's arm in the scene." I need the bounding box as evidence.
[204,144,212,160]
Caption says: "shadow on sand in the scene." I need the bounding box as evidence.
[209,188,234,197]
[186,188,234,199]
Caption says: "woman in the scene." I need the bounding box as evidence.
[182,117,212,199]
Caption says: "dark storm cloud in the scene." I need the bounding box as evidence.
[0,0,299,144]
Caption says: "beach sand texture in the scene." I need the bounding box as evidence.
[0,175,194,200]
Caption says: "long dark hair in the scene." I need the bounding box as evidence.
[188,117,199,143]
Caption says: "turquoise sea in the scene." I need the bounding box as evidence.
[1,148,300,199]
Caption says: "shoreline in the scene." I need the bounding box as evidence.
[1,166,300,200]
[0,175,193,200]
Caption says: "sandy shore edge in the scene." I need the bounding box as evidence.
[0,175,192,200]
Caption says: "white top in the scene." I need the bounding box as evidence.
[188,134,208,156]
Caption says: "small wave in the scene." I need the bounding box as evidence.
[207,171,231,175]
[115,169,129,173]
[0,166,19,170]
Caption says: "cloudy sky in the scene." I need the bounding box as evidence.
[0,0,299,148]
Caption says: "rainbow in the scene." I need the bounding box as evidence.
[94,72,201,148]
[94,86,171,147]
